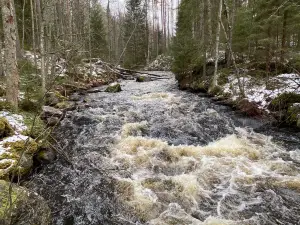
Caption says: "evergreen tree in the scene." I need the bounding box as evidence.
[171,0,199,76]
[90,3,108,59]
[123,0,148,68]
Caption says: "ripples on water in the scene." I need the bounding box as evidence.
[27,72,300,225]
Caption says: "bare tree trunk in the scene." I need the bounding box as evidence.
[202,0,207,76]
[11,0,22,59]
[22,0,25,50]
[30,0,38,73]
[211,0,223,91]
[298,32,300,49]
[88,0,92,75]
[36,0,46,93]
[2,0,19,108]
[0,38,3,77]
[221,20,245,97]
[280,9,288,63]
[107,0,111,62]
[223,0,232,66]
[145,0,150,64]
[206,0,212,56]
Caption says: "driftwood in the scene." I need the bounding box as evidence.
[116,68,167,77]
[81,58,170,81]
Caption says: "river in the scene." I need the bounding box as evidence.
[27,72,300,225]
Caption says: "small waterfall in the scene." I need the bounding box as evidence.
[27,72,300,225]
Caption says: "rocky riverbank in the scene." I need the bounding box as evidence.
[0,52,124,224]
[175,61,300,128]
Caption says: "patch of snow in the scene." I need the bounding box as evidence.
[0,134,30,158]
[222,73,300,111]
[145,55,173,71]
[1,134,29,144]
[0,111,28,132]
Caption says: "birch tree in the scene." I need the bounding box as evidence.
[211,0,223,91]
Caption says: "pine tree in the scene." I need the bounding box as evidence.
[90,2,108,59]
[171,0,198,76]
[123,0,148,68]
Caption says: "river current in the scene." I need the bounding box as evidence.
[27,72,300,225]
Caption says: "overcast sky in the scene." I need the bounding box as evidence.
[98,0,179,15]
[98,0,126,14]
[98,0,178,34]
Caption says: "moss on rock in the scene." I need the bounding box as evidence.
[0,180,51,225]
[0,85,5,97]
[0,117,14,139]
[105,83,122,93]
[287,104,300,127]
[136,76,146,82]
[45,91,68,106]
[55,101,75,110]
[0,101,14,112]
[269,93,300,111]
[3,139,38,155]
[0,138,39,179]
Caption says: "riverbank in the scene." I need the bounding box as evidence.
[25,73,300,224]
[0,54,123,224]
[175,62,300,129]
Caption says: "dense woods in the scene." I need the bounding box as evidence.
[1,0,300,224]
[173,0,300,85]
[0,0,299,113]
[0,0,175,110]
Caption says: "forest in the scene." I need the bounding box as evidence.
[0,0,300,224]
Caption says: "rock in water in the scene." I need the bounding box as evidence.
[36,147,56,164]
[136,75,152,82]
[47,117,60,127]
[0,180,51,225]
[237,99,263,117]
[55,101,75,111]
[45,91,67,106]
[41,106,63,119]
[105,83,122,93]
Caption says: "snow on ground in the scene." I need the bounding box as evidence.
[24,50,66,76]
[0,111,27,133]
[24,50,115,78]
[0,112,30,170]
[145,55,173,71]
[223,73,300,110]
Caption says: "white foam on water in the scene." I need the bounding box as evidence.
[109,126,300,224]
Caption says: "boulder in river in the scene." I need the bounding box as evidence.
[46,117,61,127]
[237,98,263,117]
[41,106,63,120]
[55,101,75,111]
[36,147,56,164]
[0,180,51,225]
[105,83,122,93]
[45,91,67,106]
[136,75,152,82]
